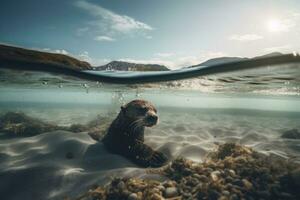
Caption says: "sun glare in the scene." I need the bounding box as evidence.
[267,19,283,32]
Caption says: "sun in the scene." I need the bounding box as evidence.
[267,19,283,32]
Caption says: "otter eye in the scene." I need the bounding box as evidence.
[139,107,148,114]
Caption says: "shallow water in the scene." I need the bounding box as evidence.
[0,66,300,199]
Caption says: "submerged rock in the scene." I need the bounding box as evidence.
[164,187,178,198]
[65,152,74,159]
[209,142,253,159]
[0,112,60,136]
[0,112,109,139]
[290,168,300,188]
[128,193,138,200]
[281,129,300,139]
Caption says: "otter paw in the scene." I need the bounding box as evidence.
[148,151,168,167]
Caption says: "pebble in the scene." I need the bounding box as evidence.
[222,190,230,196]
[163,181,176,187]
[230,194,239,200]
[206,168,214,173]
[218,196,228,200]
[157,185,165,191]
[192,173,202,179]
[151,193,164,200]
[232,179,243,187]
[117,181,126,190]
[228,169,236,177]
[208,189,220,200]
[256,190,270,198]
[225,176,234,183]
[76,143,299,200]
[242,179,252,190]
[198,175,209,182]
[183,168,192,175]
[211,171,221,181]
[164,187,178,198]
[128,193,138,200]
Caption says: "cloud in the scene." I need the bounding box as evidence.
[75,0,153,37]
[94,35,115,41]
[77,51,110,66]
[77,51,91,62]
[41,48,69,55]
[155,52,174,57]
[263,45,292,53]
[229,34,263,41]
[76,27,89,36]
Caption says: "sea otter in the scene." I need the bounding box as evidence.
[102,99,168,167]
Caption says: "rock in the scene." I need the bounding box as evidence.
[242,179,252,190]
[256,190,270,199]
[281,129,300,139]
[228,169,236,177]
[128,193,138,200]
[197,175,209,182]
[211,171,221,181]
[206,168,213,173]
[137,192,143,199]
[208,189,220,200]
[192,173,202,179]
[290,167,300,187]
[122,189,130,197]
[150,193,164,200]
[222,190,230,196]
[218,196,228,200]
[183,168,193,175]
[68,124,88,132]
[117,181,126,190]
[157,185,165,191]
[65,152,74,159]
[162,181,176,187]
[164,187,178,198]
[232,179,243,187]
[74,143,300,200]
[279,192,294,199]
[225,177,234,183]
[230,194,239,200]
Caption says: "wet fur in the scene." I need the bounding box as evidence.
[102,100,168,167]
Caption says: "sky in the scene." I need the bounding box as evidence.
[1,0,300,69]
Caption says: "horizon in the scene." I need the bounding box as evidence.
[1,0,300,69]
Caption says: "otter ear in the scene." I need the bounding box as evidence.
[120,106,125,112]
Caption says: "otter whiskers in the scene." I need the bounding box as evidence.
[130,118,144,135]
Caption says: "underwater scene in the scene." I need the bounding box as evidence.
[1,1,300,199]
[0,58,300,200]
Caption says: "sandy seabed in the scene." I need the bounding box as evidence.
[0,108,299,200]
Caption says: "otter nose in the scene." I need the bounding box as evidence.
[147,115,158,123]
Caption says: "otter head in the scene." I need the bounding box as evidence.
[121,99,158,127]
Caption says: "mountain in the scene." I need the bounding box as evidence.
[95,61,169,71]
[188,57,248,68]
[254,52,283,58]
[188,52,283,68]
[0,44,284,72]
[0,44,92,70]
